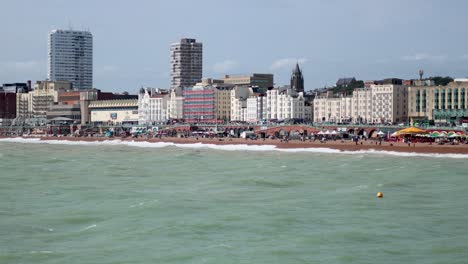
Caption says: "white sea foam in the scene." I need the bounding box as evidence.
[1,137,468,159]
[80,224,97,231]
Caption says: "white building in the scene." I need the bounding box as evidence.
[369,84,407,124]
[246,94,266,123]
[230,86,253,122]
[314,84,408,124]
[352,87,372,123]
[313,92,352,123]
[48,29,93,90]
[170,38,202,90]
[167,88,184,120]
[138,88,169,125]
[266,88,305,120]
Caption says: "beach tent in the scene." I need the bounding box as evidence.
[438,132,448,138]
[396,127,428,136]
[317,131,325,135]
[448,132,461,138]
[331,130,338,135]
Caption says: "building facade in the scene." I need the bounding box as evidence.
[170,38,202,90]
[408,80,468,124]
[0,83,29,122]
[313,92,352,123]
[213,84,234,122]
[89,99,138,125]
[266,88,305,121]
[16,80,72,118]
[48,29,93,90]
[351,87,372,124]
[246,94,266,123]
[46,103,81,122]
[183,85,216,123]
[223,74,273,90]
[314,84,408,124]
[369,84,408,124]
[230,86,253,122]
[138,88,169,125]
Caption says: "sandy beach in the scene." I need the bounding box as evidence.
[4,136,468,155]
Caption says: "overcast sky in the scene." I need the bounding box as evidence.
[1,0,467,92]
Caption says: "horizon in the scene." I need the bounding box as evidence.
[1,0,468,93]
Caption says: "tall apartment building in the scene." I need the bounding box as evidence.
[170,38,203,90]
[48,29,93,90]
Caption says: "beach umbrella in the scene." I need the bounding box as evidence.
[317,131,324,135]
[430,132,440,138]
[331,130,338,135]
[377,131,385,136]
[396,127,428,136]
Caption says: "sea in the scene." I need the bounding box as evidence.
[1,138,467,264]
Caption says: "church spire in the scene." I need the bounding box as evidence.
[290,63,304,93]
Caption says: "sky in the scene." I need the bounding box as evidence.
[1,0,468,92]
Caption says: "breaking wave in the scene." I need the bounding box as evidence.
[1,137,467,159]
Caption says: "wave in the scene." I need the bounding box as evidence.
[1,137,467,159]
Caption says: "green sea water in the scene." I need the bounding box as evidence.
[1,140,467,264]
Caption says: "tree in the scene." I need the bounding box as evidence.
[428,76,453,86]
[330,79,364,95]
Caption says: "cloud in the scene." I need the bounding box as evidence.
[212,60,238,73]
[401,53,447,61]
[270,57,307,71]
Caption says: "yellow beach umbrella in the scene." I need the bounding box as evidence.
[396,127,428,135]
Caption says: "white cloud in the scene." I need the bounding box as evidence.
[212,59,238,73]
[270,57,307,71]
[401,53,447,61]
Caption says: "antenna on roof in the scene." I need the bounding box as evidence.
[418,69,424,80]
[68,19,73,30]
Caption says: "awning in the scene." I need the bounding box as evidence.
[396,127,428,135]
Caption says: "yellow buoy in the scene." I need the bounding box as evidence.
[376,192,383,198]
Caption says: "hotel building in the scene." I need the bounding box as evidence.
[408,79,468,124]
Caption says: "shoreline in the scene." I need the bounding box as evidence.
[2,135,468,155]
